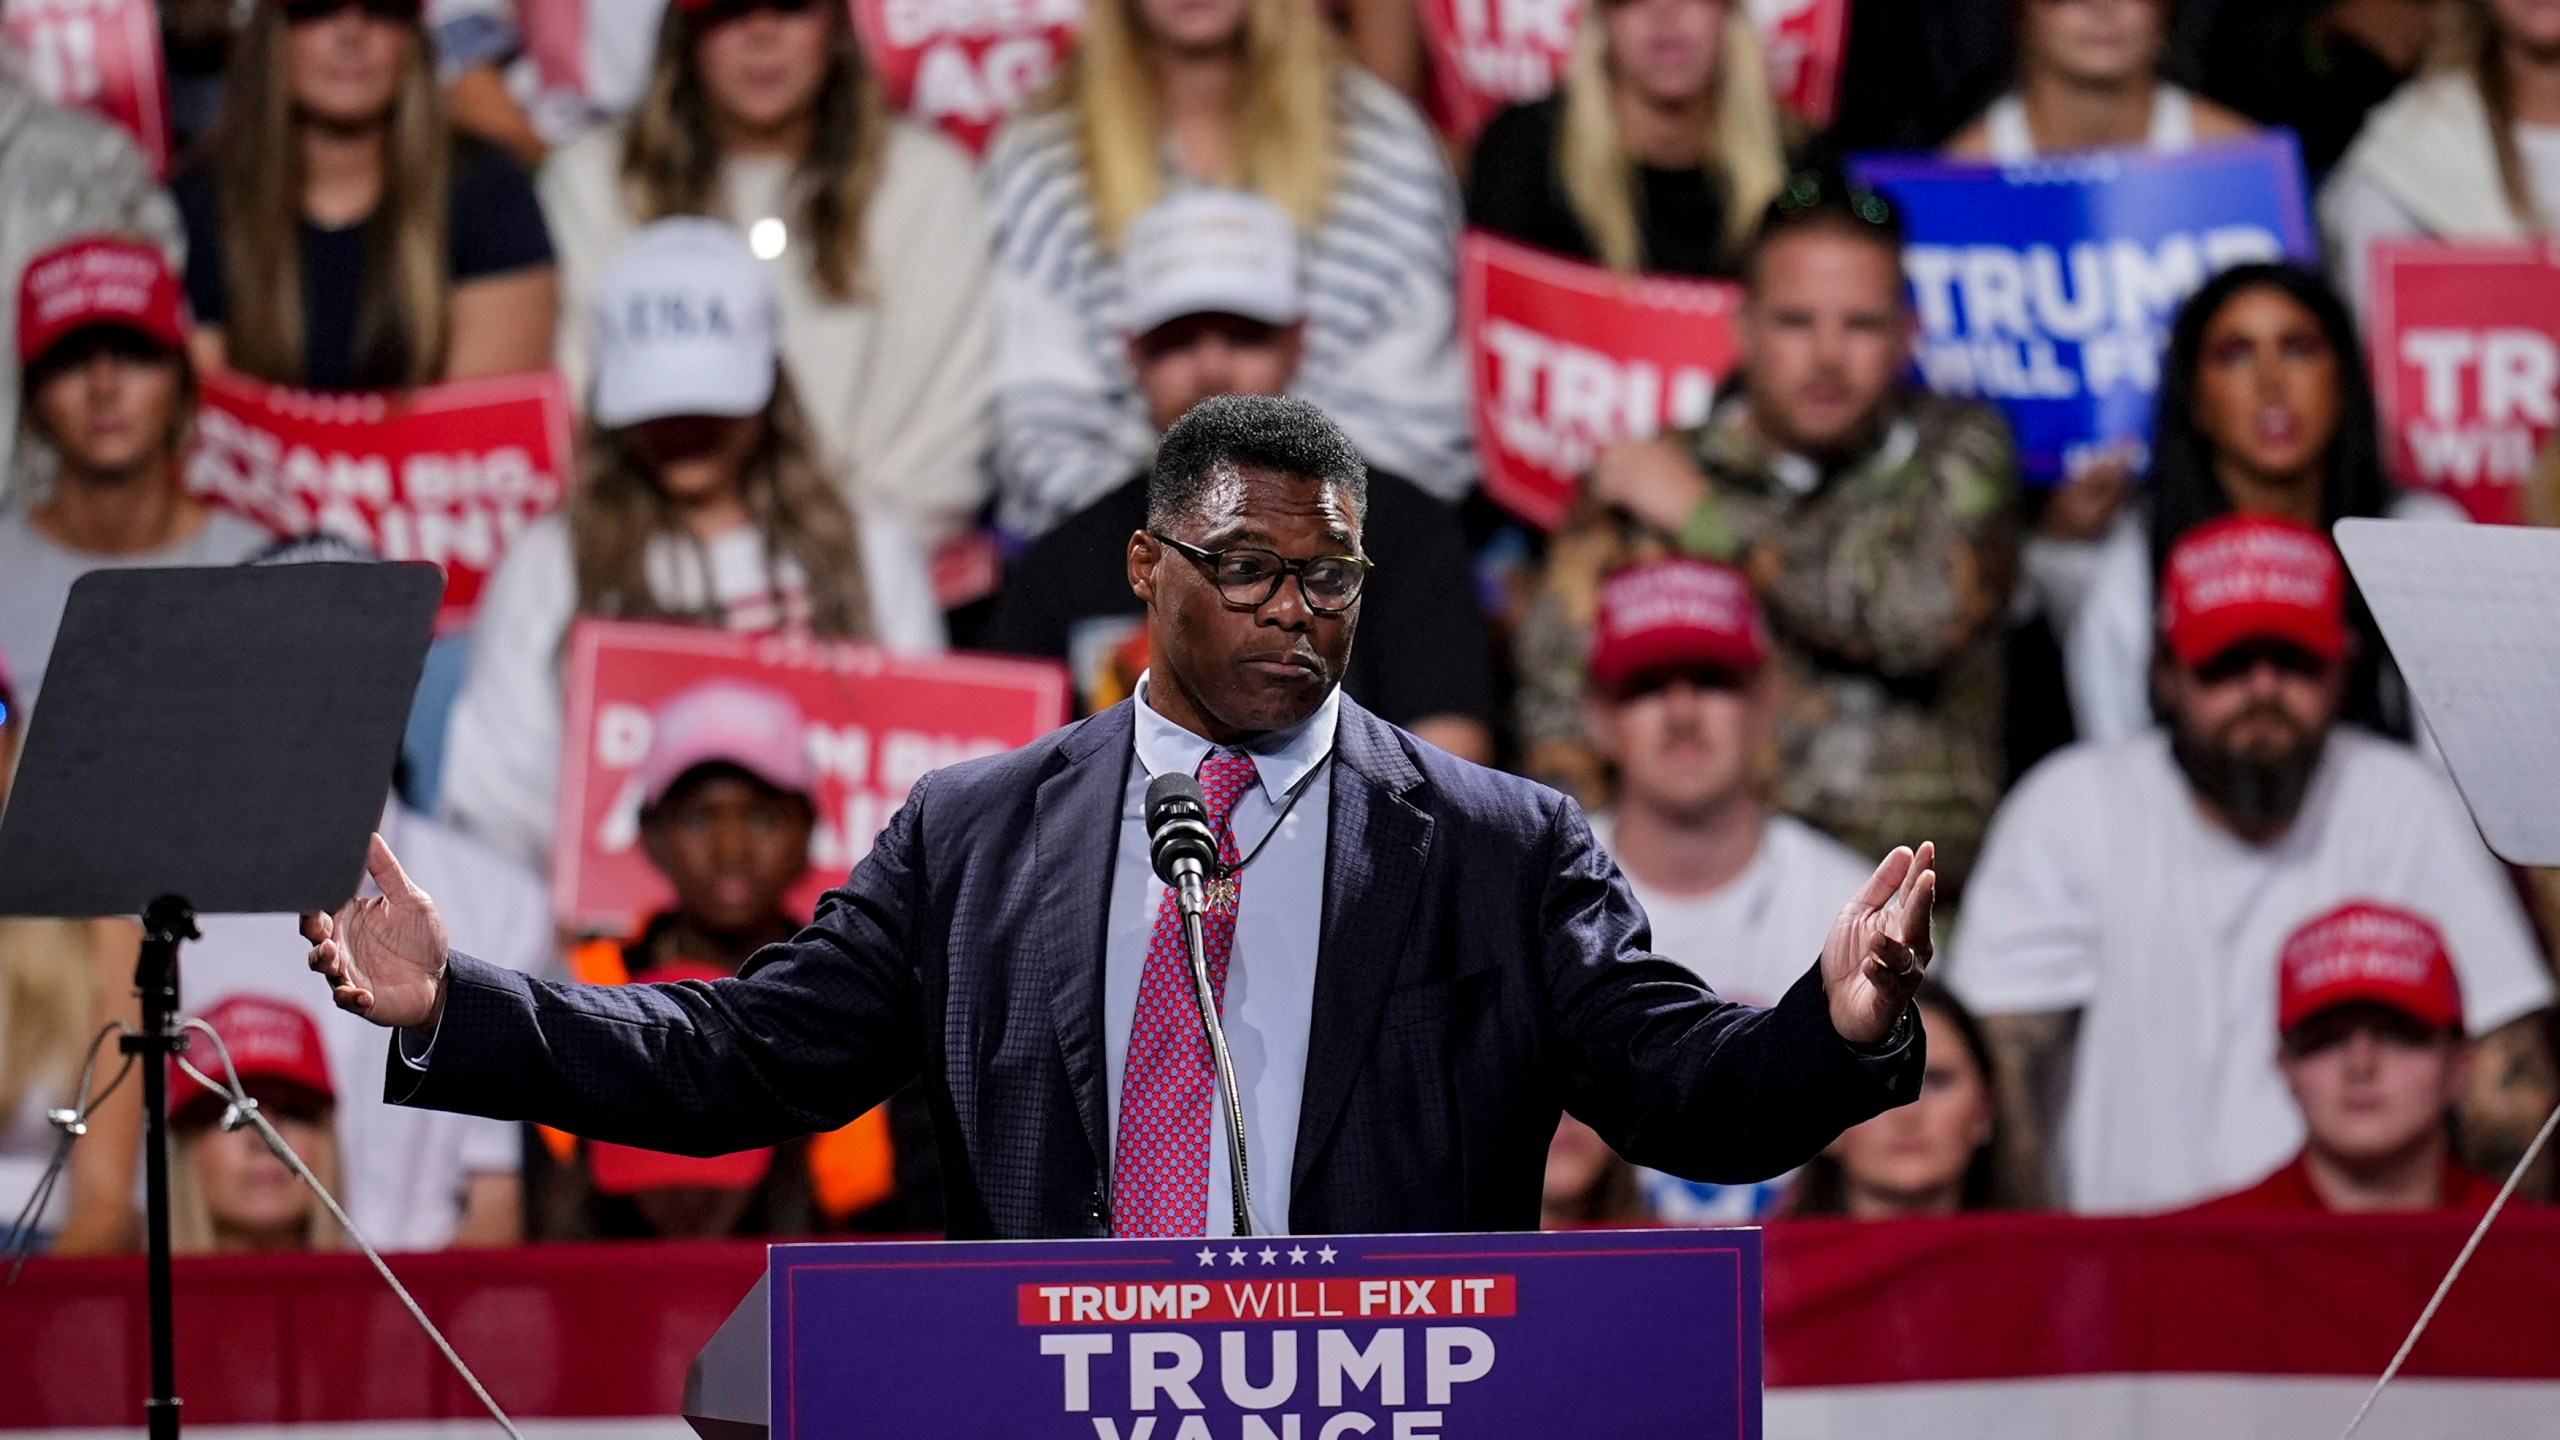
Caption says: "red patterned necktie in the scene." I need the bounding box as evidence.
[1112,748,1260,1237]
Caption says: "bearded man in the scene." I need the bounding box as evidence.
[1943,517,2557,1213]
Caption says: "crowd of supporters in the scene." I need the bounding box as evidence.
[2,0,2559,1260]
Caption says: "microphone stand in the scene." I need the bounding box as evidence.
[1170,868,1254,1239]
[127,895,197,1439]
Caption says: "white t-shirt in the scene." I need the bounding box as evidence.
[1591,811,1875,1221]
[439,510,945,873]
[2064,492,2467,746]
[1947,728,2555,1215]
[178,803,556,1252]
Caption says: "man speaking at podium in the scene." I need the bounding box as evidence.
[304,396,1936,1241]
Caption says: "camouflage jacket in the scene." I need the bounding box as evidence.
[1516,389,2020,892]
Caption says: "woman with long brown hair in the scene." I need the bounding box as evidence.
[2324,0,2560,316]
[1945,0,2252,162]
[173,0,556,391]
[537,0,992,549]
[441,219,942,873]
[981,0,1469,536]
[1465,0,1788,278]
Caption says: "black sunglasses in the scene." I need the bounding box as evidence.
[2191,639,2334,687]
[278,0,421,25]
[1149,532,1374,614]
[687,0,819,27]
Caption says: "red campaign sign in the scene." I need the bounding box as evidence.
[852,0,1085,156]
[184,369,574,631]
[1461,228,1743,530]
[3,0,172,175]
[555,619,1071,934]
[1420,0,1847,144]
[2367,239,2560,526]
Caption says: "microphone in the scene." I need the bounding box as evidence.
[1146,773,1218,911]
[1141,769,1254,1238]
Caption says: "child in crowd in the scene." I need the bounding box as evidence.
[982,0,1470,535]
[1467,0,1787,278]
[167,996,348,1254]
[441,218,941,875]
[2196,903,2508,1214]
[542,679,899,1239]
[0,237,269,712]
[2325,0,2560,317]
[2066,263,2454,746]
[1785,985,2009,1219]
[174,0,556,391]
[538,0,993,548]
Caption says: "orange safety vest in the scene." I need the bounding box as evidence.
[545,936,898,1221]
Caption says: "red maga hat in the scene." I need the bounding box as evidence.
[2158,516,2347,670]
[1587,558,1767,694]
[17,235,186,370]
[170,995,336,1130]
[2278,900,2465,1036]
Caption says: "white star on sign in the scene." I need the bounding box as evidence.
[1229,1247,1249,1266]
[1197,1248,1218,1267]
[1287,1246,1309,1264]
[1258,1246,1279,1265]
[1317,1245,1338,1264]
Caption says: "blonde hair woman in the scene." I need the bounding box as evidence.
[536,0,994,549]
[173,0,556,390]
[165,996,349,1254]
[1465,0,1788,277]
[2325,0,2560,317]
[442,219,943,874]
[981,0,1470,536]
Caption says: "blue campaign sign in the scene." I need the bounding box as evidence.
[770,1228,1763,1438]
[1853,134,2318,484]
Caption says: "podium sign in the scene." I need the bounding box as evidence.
[762,1229,1762,1438]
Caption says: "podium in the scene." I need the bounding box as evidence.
[686,1229,1764,1438]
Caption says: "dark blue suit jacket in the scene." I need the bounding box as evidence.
[394,696,1922,1238]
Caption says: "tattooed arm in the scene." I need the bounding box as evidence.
[1979,1008,2082,1210]
[2460,1011,2559,1199]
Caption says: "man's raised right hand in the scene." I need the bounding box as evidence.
[302,834,451,1032]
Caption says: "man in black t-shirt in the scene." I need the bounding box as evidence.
[987,191,1497,762]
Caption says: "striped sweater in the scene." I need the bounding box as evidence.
[981,67,1474,536]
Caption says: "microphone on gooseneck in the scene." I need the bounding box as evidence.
[1140,767,1254,1237]
[1146,772,1218,911]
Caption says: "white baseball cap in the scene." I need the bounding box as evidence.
[1117,189,1305,338]
[592,217,779,428]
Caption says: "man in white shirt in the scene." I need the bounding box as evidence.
[1950,516,2557,1213]
[1579,558,1876,1220]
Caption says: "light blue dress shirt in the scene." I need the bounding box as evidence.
[1105,673,1339,1237]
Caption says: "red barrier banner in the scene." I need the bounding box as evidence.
[555,619,1070,934]
[852,0,1085,156]
[2367,240,2560,525]
[3,0,172,175]
[1461,228,1743,530]
[183,369,575,631]
[1419,0,1847,143]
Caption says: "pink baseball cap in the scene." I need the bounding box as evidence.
[1587,558,1768,694]
[17,235,188,369]
[170,995,336,1130]
[2159,516,2348,670]
[2278,901,2465,1036]
[637,678,813,811]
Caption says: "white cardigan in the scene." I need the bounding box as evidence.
[2320,70,2559,318]
[539,120,998,548]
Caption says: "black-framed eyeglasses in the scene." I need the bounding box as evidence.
[1149,532,1374,614]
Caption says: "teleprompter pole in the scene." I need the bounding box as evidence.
[126,894,198,1440]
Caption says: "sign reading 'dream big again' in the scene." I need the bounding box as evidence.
[1853,136,2318,486]
[771,1228,1763,1438]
